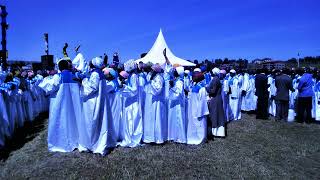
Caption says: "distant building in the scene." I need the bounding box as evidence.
[250,60,286,70]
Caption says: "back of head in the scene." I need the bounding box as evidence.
[58,60,69,71]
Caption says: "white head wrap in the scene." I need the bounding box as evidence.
[212,67,220,75]
[194,68,201,72]
[176,66,184,75]
[124,59,136,72]
[91,57,104,68]
[230,69,236,74]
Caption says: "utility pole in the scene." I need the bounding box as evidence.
[297,52,300,68]
[0,5,8,69]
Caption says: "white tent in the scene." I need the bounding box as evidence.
[135,29,195,66]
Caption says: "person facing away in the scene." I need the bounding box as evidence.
[206,68,226,137]
[40,58,81,152]
[81,57,112,155]
[167,66,187,143]
[297,68,314,123]
[143,63,167,144]
[275,69,294,121]
[186,71,209,145]
[255,68,270,120]
[118,65,143,148]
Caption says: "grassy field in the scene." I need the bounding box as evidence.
[1,114,320,179]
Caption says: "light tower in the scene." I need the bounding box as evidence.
[0,5,8,69]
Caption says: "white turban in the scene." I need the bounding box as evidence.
[230,69,236,74]
[176,66,184,76]
[212,67,220,75]
[91,57,104,68]
[194,68,201,72]
[124,59,136,72]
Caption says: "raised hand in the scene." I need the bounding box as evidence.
[163,48,167,57]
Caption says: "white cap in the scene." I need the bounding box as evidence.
[91,57,104,68]
[212,67,220,75]
[230,69,236,74]
[176,66,184,75]
[194,68,201,72]
[124,59,136,72]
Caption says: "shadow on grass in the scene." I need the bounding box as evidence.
[0,112,48,161]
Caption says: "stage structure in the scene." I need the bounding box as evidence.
[40,33,54,70]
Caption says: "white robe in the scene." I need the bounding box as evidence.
[138,72,147,123]
[23,81,36,122]
[168,78,187,143]
[143,73,167,144]
[3,90,17,137]
[81,71,112,155]
[229,76,242,120]
[311,79,316,118]
[222,77,233,122]
[314,82,320,121]
[0,91,9,147]
[41,73,81,153]
[105,80,122,145]
[268,76,276,116]
[241,73,253,111]
[187,86,209,145]
[119,74,143,147]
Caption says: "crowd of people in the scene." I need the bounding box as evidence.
[1,49,320,155]
[0,66,49,148]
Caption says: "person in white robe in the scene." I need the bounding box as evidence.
[167,66,187,143]
[12,76,26,128]
[72,52,89,74]
[249,74,258,111]
[2,73,17,136]
[118,60,143,148]
[187,71,209,145]
[0,72,10,146]
[143,63,167,144]
[103,68,121,145]
[39,59,81,152]
[228,69,242,121]
[220,70,233,122]
[311,77,317,119]
[0,90,9,147]
[268,74,277,117]
[314,79,320,121]
[137,62,147,126]
[241,72,251,112]
[81,57,112,155]
[23,72,37,122]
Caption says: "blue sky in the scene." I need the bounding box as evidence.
[1,0,320,62]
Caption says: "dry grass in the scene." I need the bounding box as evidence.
[1,114,320,179]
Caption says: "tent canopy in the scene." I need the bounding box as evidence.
[135,29,195,66]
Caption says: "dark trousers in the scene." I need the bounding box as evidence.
[256,96,269,119]
[276,100,289,121]
[297,97,313,123]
